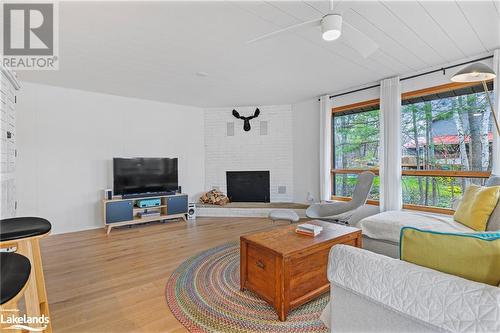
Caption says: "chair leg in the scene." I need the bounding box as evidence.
[16,240,41,320]
[31,238,52,333]
[3,239,52,333]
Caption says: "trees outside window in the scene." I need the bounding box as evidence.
[401,83,493,209]
[332,106,380,201]
[331,81,493,213]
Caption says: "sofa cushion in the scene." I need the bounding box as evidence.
[454,185,500,231]
[453,176,500,231]
[400,227,500,286]
[359,210,474,243]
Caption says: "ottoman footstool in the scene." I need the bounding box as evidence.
[268,210,300,224]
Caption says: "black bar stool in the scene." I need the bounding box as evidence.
[0,217,52,332]
[1,252,31,332]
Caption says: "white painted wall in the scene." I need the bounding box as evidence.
[292,98,320,203]
[16,82,205,234]
[204,105,294,202]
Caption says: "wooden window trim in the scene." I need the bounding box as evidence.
[331,195,380,206]
[332,98,379,114]
[331,196,454,215]
[401,170,491,178]
[402,204,454,215]
[331,169,490,178]
[331,81,493,114]
[332,168,379,175]
[401,80,493,100]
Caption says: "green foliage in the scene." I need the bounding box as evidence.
[334,110,379,168]
[333,89,493,208]
[335,174,380,200]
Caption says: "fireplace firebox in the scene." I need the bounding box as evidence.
[226,171,270,202]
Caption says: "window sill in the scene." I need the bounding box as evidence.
[331,196,454,215]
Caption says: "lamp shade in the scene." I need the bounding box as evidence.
[451,62,496,83]
[321,14,342,41]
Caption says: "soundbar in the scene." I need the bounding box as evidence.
[122,191,176,199]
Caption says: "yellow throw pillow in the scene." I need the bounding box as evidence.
[454,185,500,231]
[400,227,500,286]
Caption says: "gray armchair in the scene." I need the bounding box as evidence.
[306,171,375,224]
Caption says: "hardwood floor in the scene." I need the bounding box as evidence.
[40,217,282,333]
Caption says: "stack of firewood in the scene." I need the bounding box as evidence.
[199,189,230,205]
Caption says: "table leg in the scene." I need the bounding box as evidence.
[276,258,288,321]
[277,304,287,321]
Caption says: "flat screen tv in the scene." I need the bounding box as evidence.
[113,157,178,198]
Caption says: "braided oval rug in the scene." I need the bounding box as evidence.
[165,242,329,333]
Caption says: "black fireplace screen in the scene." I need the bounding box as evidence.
[226,171,270,202]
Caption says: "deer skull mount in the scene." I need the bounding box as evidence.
[232,108,260,132]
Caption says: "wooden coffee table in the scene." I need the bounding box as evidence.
[240,220,361,321]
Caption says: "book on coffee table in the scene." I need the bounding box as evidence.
[295,223,323,236]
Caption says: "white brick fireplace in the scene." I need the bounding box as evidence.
[204,105,294,202]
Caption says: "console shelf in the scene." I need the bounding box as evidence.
[102,193,188,235]
[132,205,167,212]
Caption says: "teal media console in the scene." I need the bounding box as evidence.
[102,193,188,235]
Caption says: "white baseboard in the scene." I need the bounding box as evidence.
[197,207,307,218]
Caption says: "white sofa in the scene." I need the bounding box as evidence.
[321,245,500,333]
[358,210,477,258]
[355,176,500,258]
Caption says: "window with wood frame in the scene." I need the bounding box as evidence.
[332,100,380,204]
[331,81,494,213]
[400,81,494,213]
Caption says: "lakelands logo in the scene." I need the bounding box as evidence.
[1,309,49,331]
[1,1,59,70]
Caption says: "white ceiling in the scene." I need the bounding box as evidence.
[18,1,500,107]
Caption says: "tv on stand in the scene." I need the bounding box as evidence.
[113,157,178,199]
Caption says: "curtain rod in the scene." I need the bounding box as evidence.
[328,55,494,100]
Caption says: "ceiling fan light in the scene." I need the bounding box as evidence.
[322,30,341,41]
[451,62,496,83]
[321,14,342,41]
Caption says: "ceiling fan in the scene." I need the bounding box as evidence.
[246,2,379,58]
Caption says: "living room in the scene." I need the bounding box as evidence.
[1,1,499,332]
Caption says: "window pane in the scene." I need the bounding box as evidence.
[402,176,486,208]
[334,174,380,200]
[401,90,495,172]
[333,110,380,169]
